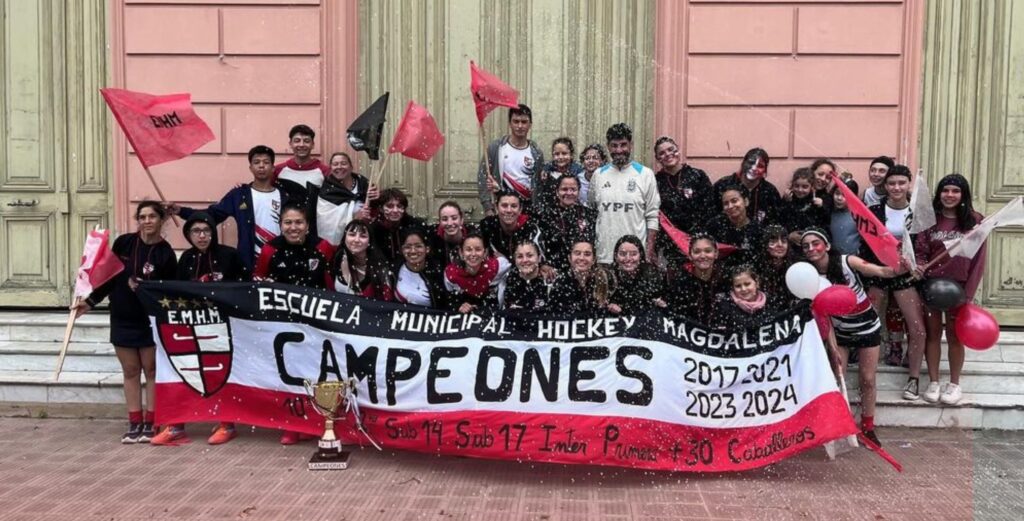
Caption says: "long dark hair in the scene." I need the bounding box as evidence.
[932,174,978,230]
[334,219,390,288]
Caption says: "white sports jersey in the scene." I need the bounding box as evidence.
[499,142,536,198]
[251,188,281,256]
[589,161,661,263]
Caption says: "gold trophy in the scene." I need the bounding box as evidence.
[303,378,355,470]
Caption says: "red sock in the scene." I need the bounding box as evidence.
[144,410,155,424]
[862,415,875,431]
[128,410,143,424]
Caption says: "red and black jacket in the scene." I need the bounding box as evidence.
[253,234,335,289]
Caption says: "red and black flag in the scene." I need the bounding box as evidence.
[347,92,389,160]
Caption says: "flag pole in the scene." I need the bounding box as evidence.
[142,165,182,227]
[53,298,79,381]
[478,125,496,210]
[365,152,392,206]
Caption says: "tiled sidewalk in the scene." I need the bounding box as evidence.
[0,419,1019,520]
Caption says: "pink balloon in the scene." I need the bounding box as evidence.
[954,303,1000,350]
[812,285,858,316]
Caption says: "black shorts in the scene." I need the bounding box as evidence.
[110,321,155,348]
[867,274,917,292]
[832,308,882,349]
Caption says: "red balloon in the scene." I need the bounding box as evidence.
[812,285,858,316]
[954,303,1000,350]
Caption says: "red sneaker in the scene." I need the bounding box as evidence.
[208,423,237,445]
[151,426,189,446]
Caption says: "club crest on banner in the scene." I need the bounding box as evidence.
[158,321,233,397]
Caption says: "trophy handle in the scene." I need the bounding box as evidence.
[303,379,330,419]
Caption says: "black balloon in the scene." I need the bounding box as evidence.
[921,278,966,311]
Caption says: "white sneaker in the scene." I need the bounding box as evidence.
[922,381,941,403]
[940,383,963,405]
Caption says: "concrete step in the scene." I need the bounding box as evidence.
[0,312,111,343]
[0,369,125,406]
[845,361,1024,395]
[848,390,1024,431]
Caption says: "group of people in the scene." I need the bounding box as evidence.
[74,105,987,451]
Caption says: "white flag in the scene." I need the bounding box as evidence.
[944,196,1024,259]
[908,169,936,234]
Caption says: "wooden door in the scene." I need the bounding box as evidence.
[357,0,656,220]
[0,0,109,307]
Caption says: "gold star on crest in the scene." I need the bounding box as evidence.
[175,297,189,308]
[158,297,172,309]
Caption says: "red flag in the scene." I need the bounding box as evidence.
[470,61,519,125]
[830,173,901,268]
[659,213,737,258]
[100,88,215,169]
[388,101,445,161]
[74,229,125,300]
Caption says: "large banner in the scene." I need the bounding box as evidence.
[139,281,857,472]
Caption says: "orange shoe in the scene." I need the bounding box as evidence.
[151,426,189,446]
[279,430,300,445]
[208,423,237,445]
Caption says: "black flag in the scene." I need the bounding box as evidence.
[347,92,389,160]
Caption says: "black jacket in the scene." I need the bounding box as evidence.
[534,204,596,271]
[479,215,544,260]
[253,234,334,289]
[371,214,427,265]
[310,173,369,240]
[547,269,611,315]
[177,212,249,282]
[656,164,715,235]
[767,195,830,235]
[503,269,551,311]
[427,224,474,270]
[86,233,178,326]
[664,266,726,325]
[756,257,798,310]
[712,174,783,224]
[705,215,764,267]
[609,264,665,315]
[714,294,778,330]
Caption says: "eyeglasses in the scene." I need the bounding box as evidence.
[190,229,212,237]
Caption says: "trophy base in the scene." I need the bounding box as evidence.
[308,450,351,471]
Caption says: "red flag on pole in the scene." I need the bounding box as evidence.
[470,61,520,125]
[388,101,445,161]
[830,173,901,268]
[74,229,124,300]
[100,88,215,169]
[659,213,737,258]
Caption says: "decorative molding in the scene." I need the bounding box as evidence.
[109,0,130,233]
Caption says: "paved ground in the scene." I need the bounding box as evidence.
[0,419,1020,521]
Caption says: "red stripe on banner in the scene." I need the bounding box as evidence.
[156,382,856,472]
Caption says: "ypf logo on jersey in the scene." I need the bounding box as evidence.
[158,322,233,397]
